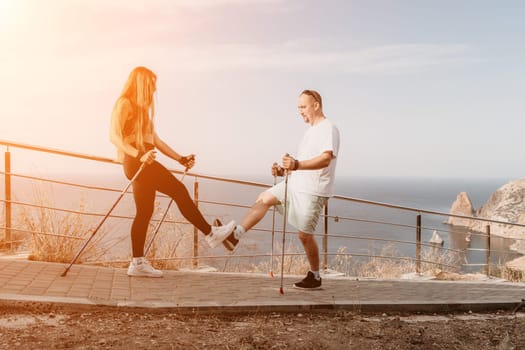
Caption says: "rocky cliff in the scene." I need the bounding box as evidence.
[448,179,525,240]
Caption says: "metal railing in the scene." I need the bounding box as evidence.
[1,139,524,277]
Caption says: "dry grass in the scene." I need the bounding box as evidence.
[331,244,462,279]
[244,241,463,279]
[12,181,197,267]
[349,245,415,278]
[244,242,310,275]
[0,205,28,251]
[145,205,196,271]
[16,185,109,263]
[500,266,525,282]
[72,201,200,270]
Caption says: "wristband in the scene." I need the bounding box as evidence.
[136,151,145,160]
[293,159,299,170]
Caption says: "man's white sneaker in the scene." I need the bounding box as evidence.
[127,258,163,277]
[206,220,236,248]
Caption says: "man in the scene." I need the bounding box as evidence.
[221,90,340,289]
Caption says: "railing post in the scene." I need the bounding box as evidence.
[322,202,328,271]
[4,148,11,250]
[416,214,421,274]
[192,178,199,269]
[486,224,491,277]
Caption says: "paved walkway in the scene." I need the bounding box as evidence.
[1,258,525,313]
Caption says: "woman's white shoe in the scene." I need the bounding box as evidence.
[206,220,236,248]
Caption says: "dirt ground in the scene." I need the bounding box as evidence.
[0,301,524,349]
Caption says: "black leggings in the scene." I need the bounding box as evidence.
[123,154,211,257]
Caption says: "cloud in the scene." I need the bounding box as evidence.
[157,42,476,75]
[2,41,474,82]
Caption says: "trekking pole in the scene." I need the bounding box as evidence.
[269,174,277,278]
[61,161,147,277]
[279,169,289,295]
[144,199,173,256]
[144,167,189,256]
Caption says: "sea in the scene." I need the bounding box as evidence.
[5,172,522,273]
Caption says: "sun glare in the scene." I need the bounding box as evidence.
[0,0,17,25]
[0,0,14,11]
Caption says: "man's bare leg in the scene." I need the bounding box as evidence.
[222,191,280,251]
[239,191,280,232]
[298,231,320,272]
[292,231,322,289]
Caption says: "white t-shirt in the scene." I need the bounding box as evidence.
[289,118,340,197]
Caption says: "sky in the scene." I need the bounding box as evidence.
[1,0,525,181]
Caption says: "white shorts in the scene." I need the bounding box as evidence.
[267,181,328,234]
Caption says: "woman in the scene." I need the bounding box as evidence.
[110,66,235,277]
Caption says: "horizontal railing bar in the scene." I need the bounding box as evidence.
[325,216,450,237]
[324,214,516,243]
[198,199,252,209]
[5,168,446,239]
[466,248,522,255]
[463,262,506,268]
[3,185,512,246]
[83,252,457,270]
[421,226,489,239]
[324,253,458,270]
[0,197,291,237]
[0,198,199,224]
[0,226,85,240]
[0,139,120,165]
[0,199,278,233]
[0,198,137,220]
[318,214,480,241]
[323,215,485,242]
[0,171,131,194]
[0,172,254,212]
[312,231,464,253]
[185,173,271,189]
[172,252,457,266]
[462,232,489,238]
[3,198,514,257]
[0,172,256,210]
[0,197,471,254]
[12,216,515,257]
[0,139,272,189]
[323,214,417,230]
[332,194,525,228]
[0,171,174,201]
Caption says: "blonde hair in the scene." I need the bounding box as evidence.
[119,66,157,152]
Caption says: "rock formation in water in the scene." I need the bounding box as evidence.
[447,192,475,227]
[429,230,444,245]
